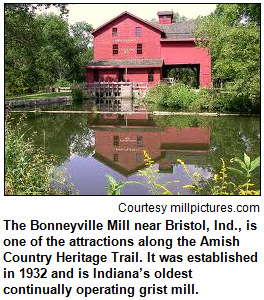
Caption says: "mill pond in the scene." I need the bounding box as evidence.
[7,99,260,195]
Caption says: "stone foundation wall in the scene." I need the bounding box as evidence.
[5,96,72,108]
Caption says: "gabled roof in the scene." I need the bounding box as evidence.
[92,11,165,35]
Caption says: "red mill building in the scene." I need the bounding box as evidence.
[86,11,211,87]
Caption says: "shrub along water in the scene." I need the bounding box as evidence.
[71,84,87,102]
[5,116,76,195]
[146,83,258,113]
[147,83,198,110]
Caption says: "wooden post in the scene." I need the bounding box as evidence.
[196,66,199,89]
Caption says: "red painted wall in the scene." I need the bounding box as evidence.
[161,41,211,87]
[87,67,161,84]
[94,14,161,60]
[127,68,160,85]
[98,69,119,82]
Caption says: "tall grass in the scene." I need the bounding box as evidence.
[5,116,75,195]
[105,151,260,196]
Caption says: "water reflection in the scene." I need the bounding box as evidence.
[8,99,260,195]
[88,111,211,177]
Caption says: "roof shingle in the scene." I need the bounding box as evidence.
[156,20,196,39]
[88,59,163,67]
[157,11,173,16]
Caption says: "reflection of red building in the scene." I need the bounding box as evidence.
[89,113,210,176]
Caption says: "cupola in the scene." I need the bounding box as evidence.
[157,11,173,24]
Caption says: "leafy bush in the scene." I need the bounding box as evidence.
[189,89,213,111]
[71,86,86,102]
[147,82,259,113]
[147,83,198,109]
[146,83,170,105]
[166,83,198,108]
[194,89,235,113]
[53,79,72,88]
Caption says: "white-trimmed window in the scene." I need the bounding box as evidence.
[136,27,142,37]
[112,27,118,37]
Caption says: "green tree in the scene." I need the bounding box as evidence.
[215,4,260,25]
[5,9,44,93]
[172,11,188,22]
[5,4,69,94]
[5,4,94,94]
[70,21,93,48]
[196,4,260,110]
[149,18,158,24]
[70,21,94,81]
[35,14,72,85]
[4,4,68,16]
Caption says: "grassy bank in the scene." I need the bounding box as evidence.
[5,116,75,195]
[5,92,71,101]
